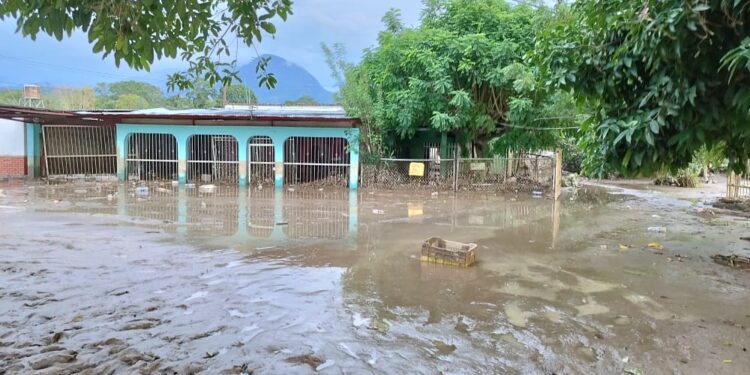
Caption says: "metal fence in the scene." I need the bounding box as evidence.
[187,134,239,184]
[125,133,179,181]
[248,136,275,187]
[283,136,350,187]
[42,125,117,179]
[456,155,554,189]
[727,171,750,199]
[361,158,456,189]
[361,154,554,191]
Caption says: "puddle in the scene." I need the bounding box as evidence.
[0,181,749,373]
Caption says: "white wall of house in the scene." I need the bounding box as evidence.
[0,119,25,156]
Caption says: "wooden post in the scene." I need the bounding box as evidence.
[554,149,563,201]
[727,172,734,198]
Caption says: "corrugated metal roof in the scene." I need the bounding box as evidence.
[86,105,351,119]
[0,104,359,127]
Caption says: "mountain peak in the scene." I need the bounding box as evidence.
[239,55,333,105]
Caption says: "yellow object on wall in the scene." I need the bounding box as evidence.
[408,162,425,176]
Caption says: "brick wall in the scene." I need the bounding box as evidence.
[0,156,26,176]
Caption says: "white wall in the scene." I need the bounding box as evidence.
[0,119,25,156]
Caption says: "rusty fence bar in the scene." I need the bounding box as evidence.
[42,125,117,180]
[283,136,350,187]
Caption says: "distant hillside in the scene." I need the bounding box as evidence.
[238,55,334,105]
[0,53,334,105]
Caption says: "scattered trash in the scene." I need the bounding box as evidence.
[171,180,179,187]
[352,313,369,328]
[275,221,289,226]
[288,188,295,192]
[368,319,389,333]
[647,226,666,233]
[711,254,750,270]
[337,343,359,359]
[316,360,335,371]
[203,351,219,359]
[199,184,216,194]
[532,190,543,198]
[185,183,196,189]
[431,191,439,197]
[200,174,212,182]
[372,209,385,215]
[135,187,149,196]
[285,355,324,370]
[200,202,207,209]
[421,237,477,267]
[723,359,733,364]
[695,207,716,217]
[622,356,629,363]
[624,366,644,375]
[106,194,113,201]
[651,214,661,218]
[647,242,664,251]
[600,245,608,250]
[74,189,87,194]
[156,187,171,194]
[667,254,689,262]
[431,339,457,355]
[50,331,64,344]
[618,244,631,251]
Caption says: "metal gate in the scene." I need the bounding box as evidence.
[125,133,178,181]
[283,136,349,187]
[187,134,239,183]
[248,136,275,186]
[41,125,117,179]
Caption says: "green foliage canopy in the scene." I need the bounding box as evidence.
[95,81,165,109]
[352,0,575,156]
[284,95,318,106]
[224,84,258,104]
[535,0,750,176]
[0,0,292,91]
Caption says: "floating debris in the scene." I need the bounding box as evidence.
[421,237,477,267]
[711,254,750,270]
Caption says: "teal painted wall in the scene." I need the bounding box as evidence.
[25,123,42,178]
[116,124,360,189]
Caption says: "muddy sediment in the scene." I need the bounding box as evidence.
[0,181,748,374]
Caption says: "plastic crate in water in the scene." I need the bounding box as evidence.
[420,237,477,267]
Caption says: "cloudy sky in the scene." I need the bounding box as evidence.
[0,1,423,90]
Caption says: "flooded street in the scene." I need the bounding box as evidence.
[1,181,749,374]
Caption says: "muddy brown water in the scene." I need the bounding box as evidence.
[0,181,748,374]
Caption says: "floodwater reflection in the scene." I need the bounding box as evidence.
[12,181,750,373]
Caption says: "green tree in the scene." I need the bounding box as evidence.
[224,84,258,104]
[95,81,165,109]
[114,94,150,110]
[535,0,750,176]
[0,89,22,106]
[48,86,96,110]
[165,94,192,109]
[0,0,292,90]
[284,95,318,106]
[350,0,573,156]
[186,80,222,109]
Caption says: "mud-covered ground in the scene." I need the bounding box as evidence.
[0,180,748,374]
